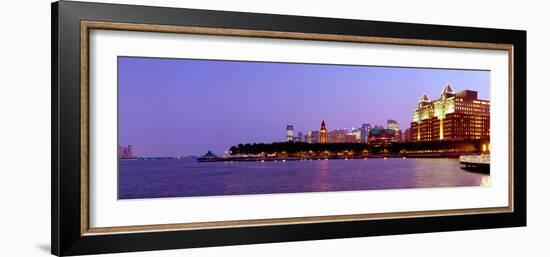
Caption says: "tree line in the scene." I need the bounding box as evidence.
[229,139,488,155]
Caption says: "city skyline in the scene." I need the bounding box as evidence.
[118,57,490,156]
[283,119,391,144]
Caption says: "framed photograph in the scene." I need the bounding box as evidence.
[52,1,526,256]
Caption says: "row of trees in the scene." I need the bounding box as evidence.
[229,139,488,156]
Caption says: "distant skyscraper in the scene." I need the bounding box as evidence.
[349,129,362,142]
[360,123,372,143]
[387,120,401,141]
[286,125,294,142]
[298,131,304,142]
[387,119,399,131]
[310,131,320,143]
[320,120,327,143]
[306,131,314,143]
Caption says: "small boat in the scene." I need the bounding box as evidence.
[460,154,490,173]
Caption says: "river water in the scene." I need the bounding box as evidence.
[118,158,489,199]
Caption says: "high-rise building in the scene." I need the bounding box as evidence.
[306,131,313,143]
[286,125,294,142]
[411,84,490,142]
[309,131,320,143]
[349,129,362,142]
[387,120,399,131]
[360,123,372,143]
[320,120,327,143]
[387,120,401,141]
[297,131,304,142]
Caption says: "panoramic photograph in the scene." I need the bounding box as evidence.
[117,56,491,200]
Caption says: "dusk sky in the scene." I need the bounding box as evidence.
[118,56,490,157]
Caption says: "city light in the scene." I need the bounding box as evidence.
[199,84,490,163]
[411,85,490,142]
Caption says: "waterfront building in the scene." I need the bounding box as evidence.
[297,131,304,142]
[286,125,294,142]
[411,84,490,142]
[118,145,134,159]
[368,129,396,146]
[320,120,327,143]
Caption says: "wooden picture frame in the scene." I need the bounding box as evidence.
[52,1,526,256]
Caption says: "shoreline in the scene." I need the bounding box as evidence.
[197,152,467,162]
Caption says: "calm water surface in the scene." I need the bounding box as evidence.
[118,158,489,199]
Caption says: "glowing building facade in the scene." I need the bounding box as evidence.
[326,129,357,143]
[387,119,401,142]
[320,120,327,143]
[286,125,294,142]
[411,84,490,142]
[387,120,399,131]
[368,129,396,146]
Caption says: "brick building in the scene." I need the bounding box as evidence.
[411,84,490,142]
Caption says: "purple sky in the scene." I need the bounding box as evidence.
[118,56,490,157]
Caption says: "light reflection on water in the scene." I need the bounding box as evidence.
[314,159,331,192]
[118,158,490,199]
[480,176,491,187]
